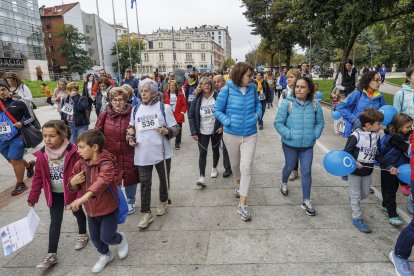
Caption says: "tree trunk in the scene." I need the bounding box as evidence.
[333,35,359,88]
[286,48,292,69]
[270,53,275,71]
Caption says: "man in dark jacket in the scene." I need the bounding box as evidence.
[121,68,139,98]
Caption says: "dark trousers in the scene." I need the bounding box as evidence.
[381,170,400,217]
[88,210,121,255]
[49,192,87,253]
[198,133,221,176]
[46,97,53,106]
[381,74,385,83]
[175,123,182,146]
[138,159,171,213]
[258,100,266,126]
[222,142,231,171]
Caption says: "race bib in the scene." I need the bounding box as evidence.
[200,104,214,118]
[137,114,160,132]
[61,102,74,115]
[170,96,177,111]
[188,94,196,102]
[357,146,377,163]
[268,80,273,85]
[0,122,12,135]
[259,92,266,101]
[49,158,64,188]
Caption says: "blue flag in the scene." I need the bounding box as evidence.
[131,0,136,9]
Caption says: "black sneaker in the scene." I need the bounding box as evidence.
[369,188,375,194]
[223,169,232,178]
[175,145,180,150]
[301,199,316,216]
[11,182,28,196]
[26,160,35,178]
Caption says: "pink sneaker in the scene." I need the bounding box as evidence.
[400,184,411,196]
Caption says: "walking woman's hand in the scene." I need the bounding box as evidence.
[192,135,199,141]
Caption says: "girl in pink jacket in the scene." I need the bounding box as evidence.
[27,120,88,269]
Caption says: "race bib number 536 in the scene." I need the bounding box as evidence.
[137,114,160,132]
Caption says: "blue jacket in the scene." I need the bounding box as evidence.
[213,80,262,136]
[337,89,385,138]
[121,77,139,97]
[279,74,287,89]
[274,95,325,148]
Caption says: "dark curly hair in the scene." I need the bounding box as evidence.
[98,77,111,88]
[358,71,380,90]
[294,77,315,101]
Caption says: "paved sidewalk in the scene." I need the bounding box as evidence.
[380,82,401,95]
[0,104,407,275]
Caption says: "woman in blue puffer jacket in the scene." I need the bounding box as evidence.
[337,71,385,138]
[275,77,324,217]
[214,62,262,222]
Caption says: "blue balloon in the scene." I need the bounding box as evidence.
[379,105,398,126]
[315,92,323,100]
[323,150,357,176]
[397,163,411,184]
[332,111,341,120]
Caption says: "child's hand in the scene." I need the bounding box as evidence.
[70,171,85,186]
[357,162,363,169]
[28,203,35,207]
[389,167,399,175]
[69,198,83,212]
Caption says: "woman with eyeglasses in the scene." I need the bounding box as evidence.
[213,62,262,222]
[61,82,90,144]
[337,71,385,138]
[95,87,140,215]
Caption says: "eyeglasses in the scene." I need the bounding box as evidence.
[372,79,381,82]
[111,98,124,103]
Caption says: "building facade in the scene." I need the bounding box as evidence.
[0,0,49,80]
[41,2,116,79]
[140,27,225,76]
[191,25,232,61]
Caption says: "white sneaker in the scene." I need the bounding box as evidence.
[156,201,168,216]
[117,232,128,259]
[196,176,206,188]
[211,167,218,178]
[138,213,153,229]
[92,251,114,273]
[127,203,135,215]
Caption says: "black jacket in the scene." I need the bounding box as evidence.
[253,80,271,103]
[188,92,222,136]
[342,67,357,96]
[82,80,95,108]
[62,94,89,127]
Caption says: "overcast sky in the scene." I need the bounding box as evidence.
[37,0,262,62]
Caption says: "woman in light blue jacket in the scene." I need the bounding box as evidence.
[393,66,414,118]
[274,77,324,216]
[214,62,262,222]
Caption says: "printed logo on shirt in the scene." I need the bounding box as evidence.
[200,104,214,118]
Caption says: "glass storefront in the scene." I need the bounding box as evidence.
[0,0,46,60]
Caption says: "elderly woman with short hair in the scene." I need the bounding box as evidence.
[126,79,180,229]
[95,87,140,215]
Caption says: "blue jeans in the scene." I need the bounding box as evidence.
[269,89,275,104]
[395,182,414,258]
[258,100,266,126]
[68,123,89,144]
[281,143,314,200]
[124,184,137,205]
[88,210,122,255]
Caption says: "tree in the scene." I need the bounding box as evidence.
[223,58,236,67]
[292,0,414,73]
[112,35,145,74]
[58,24,93,75]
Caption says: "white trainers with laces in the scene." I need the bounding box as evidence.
[196,176,206,187]
[211,167,218,178]
[127,203,135,215]
[157,201,168,216]
[92,251,114,273]
[117,232,129,259]
[138,212,154,229]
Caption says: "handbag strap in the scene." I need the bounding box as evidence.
[0,100,18,124]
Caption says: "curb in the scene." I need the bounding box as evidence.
[384,80,403,88]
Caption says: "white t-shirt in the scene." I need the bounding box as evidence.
[170,93,177,111]
[49,157,65,193]
[87,82,93,97]
[200,94,216,135]
[130,102,177,166]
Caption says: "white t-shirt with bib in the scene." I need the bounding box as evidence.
[130,103,177,166]
[200,94,216,135]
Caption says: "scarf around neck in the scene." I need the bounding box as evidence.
[45,139,70,160]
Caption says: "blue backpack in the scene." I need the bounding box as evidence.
[0,100,19,141]
[375,133,408,168]
[108,185,128,224]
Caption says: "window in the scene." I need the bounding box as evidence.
[201,53,205,61]
[144,53,149,61]
[158,42,163,48]
[201,43,205,49]
[159,52,164,61]
[186,53,192,61]
[173,52,176,61]
[88,49,94,55]
[85,25,90,33]
[185,43,191,49]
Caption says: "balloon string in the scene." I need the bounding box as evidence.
[359,165,393,172]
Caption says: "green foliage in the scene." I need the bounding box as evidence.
[223,59,236,67]
[386,78,405,86]
[58,24,93,75]
[23,80,84,98]
[111,35,145,74]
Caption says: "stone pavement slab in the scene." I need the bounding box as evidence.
[0,102,408,275]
